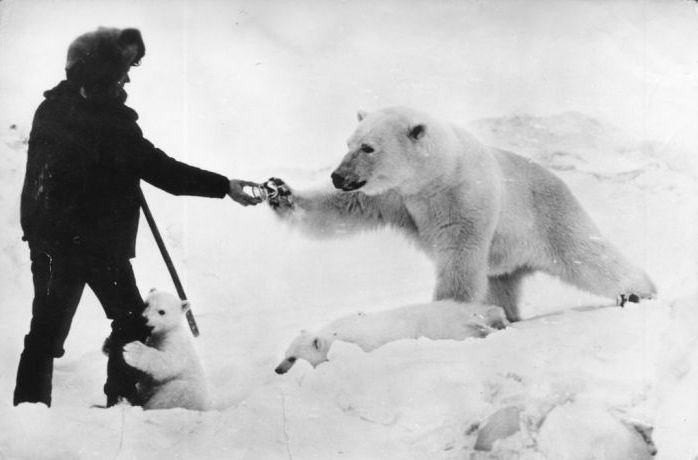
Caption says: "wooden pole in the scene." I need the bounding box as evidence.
[137,187,200,337]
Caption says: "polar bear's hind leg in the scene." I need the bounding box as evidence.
[485,268,533,322]
[544,222,656,305]
[529,174,656,306]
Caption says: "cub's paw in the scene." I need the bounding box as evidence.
[263,177,294,212]
[123,341,150,369]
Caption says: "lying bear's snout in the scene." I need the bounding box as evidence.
[275,357,296,375]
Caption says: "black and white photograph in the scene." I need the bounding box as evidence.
[0,0,696,458]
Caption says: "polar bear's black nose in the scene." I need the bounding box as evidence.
[332,172,366,191]
[331,172,345,189]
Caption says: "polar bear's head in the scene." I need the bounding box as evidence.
[331,107,442,196]
[274,330,333,374]
[142,289,189,336]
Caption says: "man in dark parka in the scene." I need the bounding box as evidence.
[14,27,261,407]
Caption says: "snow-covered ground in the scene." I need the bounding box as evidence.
[1,1,697,458]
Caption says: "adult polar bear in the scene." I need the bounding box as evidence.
[268,107,655,321]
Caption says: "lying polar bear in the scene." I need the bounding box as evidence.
[123,289,208,410]
[275,300,507,374]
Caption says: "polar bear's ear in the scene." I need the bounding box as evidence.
[149,287,157,293]
[357,110,368,122]
[181,300,191,312]
[408,124,426,141]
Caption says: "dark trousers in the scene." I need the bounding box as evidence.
[13,249,149,407]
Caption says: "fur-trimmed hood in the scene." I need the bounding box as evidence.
[65,27,145,87]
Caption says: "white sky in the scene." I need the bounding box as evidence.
[1,0,697,174]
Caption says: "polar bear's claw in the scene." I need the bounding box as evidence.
[616,293,641,307]
[264,177,294,210]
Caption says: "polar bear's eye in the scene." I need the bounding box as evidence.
[158,310,166,316]
[360,144,374,154]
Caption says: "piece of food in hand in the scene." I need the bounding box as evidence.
[243,184,267,200]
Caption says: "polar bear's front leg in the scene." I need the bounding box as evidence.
[433,245,490,305]
[266,178,415,238]
[123,341,152,371]
[123,342,184,381]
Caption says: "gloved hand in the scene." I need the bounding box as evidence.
[228,179,264,206]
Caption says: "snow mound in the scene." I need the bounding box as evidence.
[537,401,653,460]
[470,112,697,179]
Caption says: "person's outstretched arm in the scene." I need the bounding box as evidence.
[138,138,261,206]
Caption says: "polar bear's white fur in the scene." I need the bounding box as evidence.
[270,107,656,321]
[275,301,507,374]
[123,290,208,410]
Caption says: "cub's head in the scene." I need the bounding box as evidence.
[274,330,332,375]
[331,107,432,195]
[142,289,189,336]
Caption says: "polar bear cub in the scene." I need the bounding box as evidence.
[123,290,208,410]
[275,300,507,374]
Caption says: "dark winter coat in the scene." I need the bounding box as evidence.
[21,80,230,261]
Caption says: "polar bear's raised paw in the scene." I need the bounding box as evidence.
[263,177,294,211]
